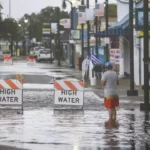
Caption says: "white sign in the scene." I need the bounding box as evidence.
[86,8,94,21]
[54,90,84,106]
[51,23,57,34]
[0,89,22,105]
[110,49,120,64]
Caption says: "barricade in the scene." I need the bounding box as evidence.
[27,56,36,65]
[4,55,13,65]
[0,79,23,113]
[54,80,84,110]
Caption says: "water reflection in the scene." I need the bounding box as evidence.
[144,112,150,150]
[103,119,120,150]
[53,109,84,116]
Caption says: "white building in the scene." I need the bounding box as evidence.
[117,0,146,85]
[96,0,145,85]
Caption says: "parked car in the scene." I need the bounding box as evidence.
[33,46,45,57]
[37,49,54,62]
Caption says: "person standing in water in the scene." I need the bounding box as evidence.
[101,62,119,123]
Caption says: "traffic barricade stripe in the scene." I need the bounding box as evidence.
[57,80,71,90]
[4,56,12,60]
[0,84,4,89]
[0,80,11,89]
[64,81,78,91]
[28,56,35,62]
[4,79,19,89]
[73,81,84,90]
[54,81,64,90]
[78,81,84,88]
[0,79,23,89]
[54,80,84,91]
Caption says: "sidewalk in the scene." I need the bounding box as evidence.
[59,61,144,101]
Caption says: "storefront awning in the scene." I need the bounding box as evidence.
[96,14,129,38]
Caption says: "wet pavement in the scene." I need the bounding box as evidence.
[0,60,150,150]
[0,104,150,150]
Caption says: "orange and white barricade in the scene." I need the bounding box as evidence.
[54,80,84,108]
[4,56,13,65]
[0,79,23,112]
[27,56,36,65]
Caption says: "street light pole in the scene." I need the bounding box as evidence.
[140,0,150,110]
[50,22,53,63]
[105,0,109,62]
[127,0,138,96]
[87,0,90,55]
[95,0,98,57]
[81,0,84,59]
[63,0,74,68]
[79,0,85,71]
[57,7,61,66]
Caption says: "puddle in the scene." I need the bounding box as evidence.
[50,70,63,73]
[0,109,149,150]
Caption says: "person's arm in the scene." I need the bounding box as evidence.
[117,74,119,85]
[101,80,106,86]
[101,73,106,86]
[117,80,119,85]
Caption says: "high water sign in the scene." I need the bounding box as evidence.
[0,79,23,105]
[54,80,84,106]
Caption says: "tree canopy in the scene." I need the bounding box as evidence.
[19,6,69,42]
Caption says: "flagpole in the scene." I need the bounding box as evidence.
[95,0,98,57]
[87,0,90,56]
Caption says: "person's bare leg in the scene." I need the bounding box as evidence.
[108,108,113,121]
[112,108,116,121]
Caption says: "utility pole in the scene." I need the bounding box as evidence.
[127,0,138,96]
[95,0,98,57]
[57,7,61,66]
[71,4,75,68]
[99,17,101,45]
[79,0,85,71]
[140,0,150,110]
[81,24,84,59]
[105,0,109,62]
[81,0,84,60]
[63,0,74,67]
[50,23,53,63]
[87,0,90,55]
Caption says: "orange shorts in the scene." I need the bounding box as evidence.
[104,95,119,109]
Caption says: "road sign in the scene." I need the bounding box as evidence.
[0,79,23,109]
[54,80,84,106]
[4,56,13,65]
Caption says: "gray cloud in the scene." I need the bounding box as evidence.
[1,0,116,19]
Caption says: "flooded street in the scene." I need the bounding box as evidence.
[0,90,149,150]
[0,62,150,150]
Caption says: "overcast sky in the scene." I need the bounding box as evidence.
[0,0,116,19]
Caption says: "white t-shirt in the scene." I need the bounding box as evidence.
[101,70,118,96]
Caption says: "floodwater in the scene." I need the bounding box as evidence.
[0,90,149,150]
[0,62,150,149]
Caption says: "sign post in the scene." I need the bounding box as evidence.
[54,80,84,109]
